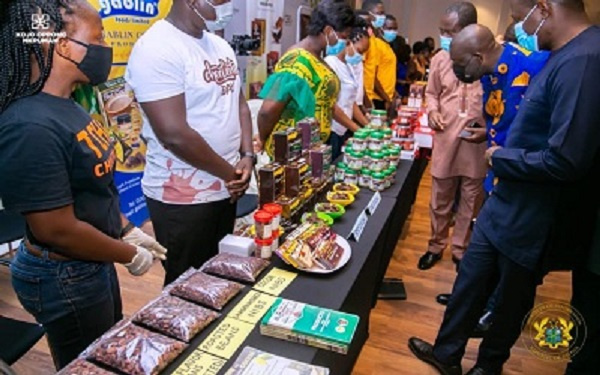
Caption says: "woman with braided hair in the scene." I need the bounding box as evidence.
[0,0,167,369]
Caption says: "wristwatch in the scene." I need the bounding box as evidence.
[240,151,257,165]
[120,222,136,239]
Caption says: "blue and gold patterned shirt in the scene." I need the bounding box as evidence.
[481,43,549,193]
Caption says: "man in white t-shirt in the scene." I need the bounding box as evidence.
[126,0,254,285]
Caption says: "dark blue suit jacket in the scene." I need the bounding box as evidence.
[476,26,600,271]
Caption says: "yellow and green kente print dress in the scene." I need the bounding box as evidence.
[260,48,340,156]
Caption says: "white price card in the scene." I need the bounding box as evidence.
[349,210,369,242]
[366,192,382,215]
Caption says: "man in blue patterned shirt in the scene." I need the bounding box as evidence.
[450,24,549,193]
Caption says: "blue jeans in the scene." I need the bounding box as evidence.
[10,243,122,370]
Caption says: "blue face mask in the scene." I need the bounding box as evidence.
[326,30,347,56]
[383,30,398,43]
[346,44,363,66]
[514,4,546,52]
[371,13,385,29]
[440,35,452,52]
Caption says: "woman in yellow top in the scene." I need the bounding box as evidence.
[258,1,356,156]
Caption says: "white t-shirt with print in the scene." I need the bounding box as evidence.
[352,62,365,106]
[325,55,359,137]
[126,20,241,205]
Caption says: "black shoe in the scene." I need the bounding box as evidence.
[465,366,501,375]
[408,337,462,375]
[419,252,442,270]
[436,293,451,306]
[470,324,488,339]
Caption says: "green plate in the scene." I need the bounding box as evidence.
[315,203,346,220]
[301,212,334,227]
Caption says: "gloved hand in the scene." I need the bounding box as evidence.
[124,246,154,276]
[122,227,167,260]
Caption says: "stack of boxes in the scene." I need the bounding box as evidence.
[258,118,333,225]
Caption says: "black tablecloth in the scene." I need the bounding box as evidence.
[161,159,426,375]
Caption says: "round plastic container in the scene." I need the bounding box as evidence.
[359,168,372,188]
[383,169,392,189]
[387,167,397,185]
[347,151,363,171]
[369,151,387,172]
[352,132,368,152]
[396,125,412,138]
[382,128,393,147]
[389,149,400,168]
[255,236,274,259]
[262,204,282,233]
[369,131,384,152]
[343,145,353,164]
[370,110,388,128]
[253,211,273,239]
[335,162,347,182]
[370,172,386,192]
[344,169,358,185]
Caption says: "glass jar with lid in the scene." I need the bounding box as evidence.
[369,151,387,172]
[352,131,368,152]
[370,172,386,192]
[335,162,347,182]
[370,109,388,128]
[382,128,393,147]
[344,169,358,185]
[369,131,384,152]
[359,168,372,188]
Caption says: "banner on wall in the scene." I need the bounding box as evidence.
[91,0,173,79]
[73,0,172,226]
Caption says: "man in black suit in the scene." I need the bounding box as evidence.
[408,0,600,374]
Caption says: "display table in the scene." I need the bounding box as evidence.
[159,159,426,375]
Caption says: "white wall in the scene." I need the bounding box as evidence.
[382,0,512,45]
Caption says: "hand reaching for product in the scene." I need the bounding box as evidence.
[122,227,167,260]
[124,246,154,276]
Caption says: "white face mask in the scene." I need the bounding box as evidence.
[189,0,234,32]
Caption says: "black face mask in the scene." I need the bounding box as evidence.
[453,55,480,84]
[58,38,113,86]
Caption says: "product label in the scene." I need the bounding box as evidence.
[253,267,297,296]
[172,350,225,375]
[200,318,254,359]
[228,290,277,325]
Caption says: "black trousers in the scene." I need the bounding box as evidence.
[146,197,236,285]
[432,224,539,373]
[566,267,600,375]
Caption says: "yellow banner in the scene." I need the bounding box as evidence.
[89,0,173,79]
[228,290,277,325]
[200,318,254,359]
[172,350,226,375]
[253,267,297,296]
